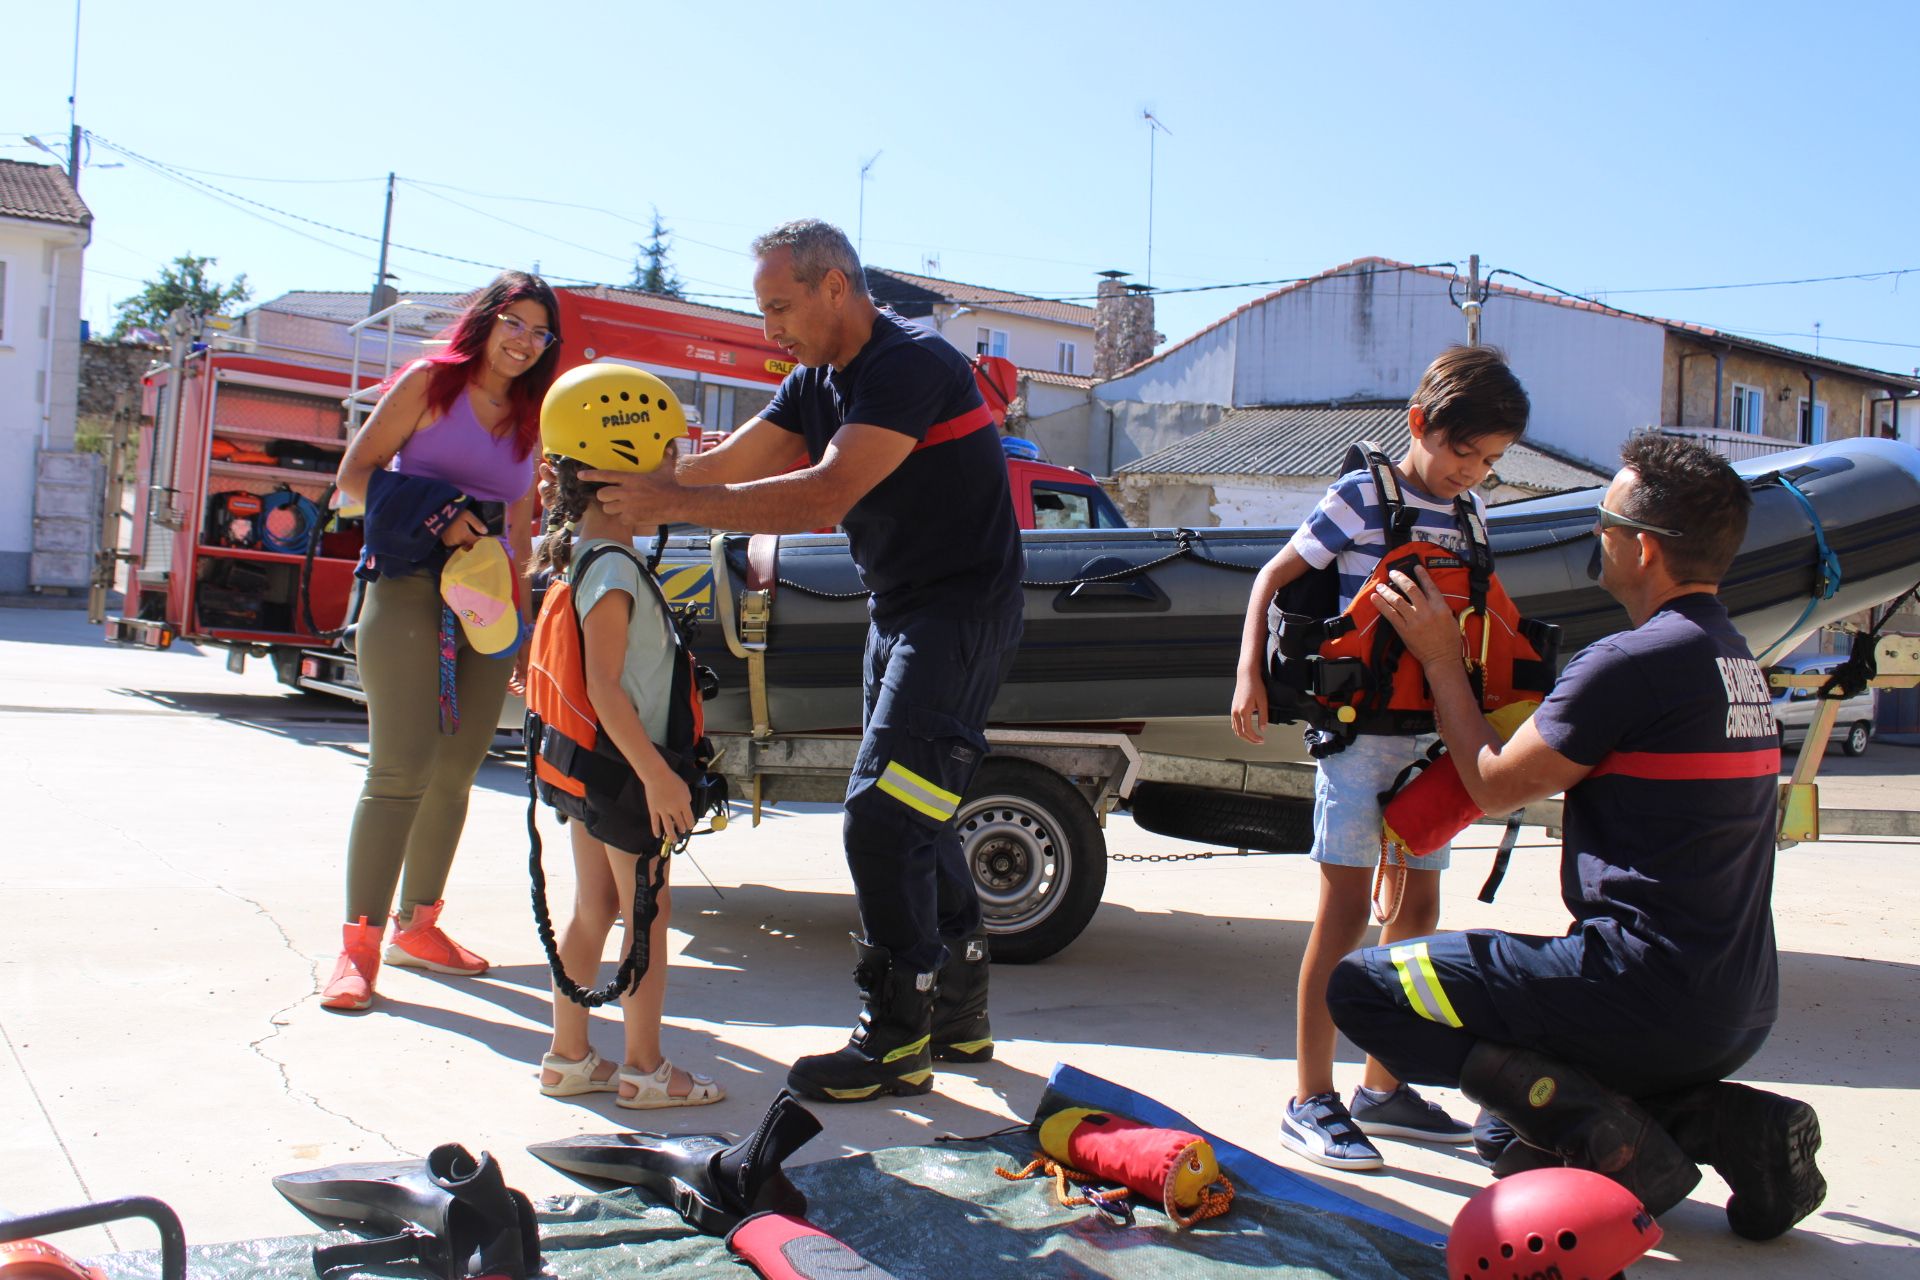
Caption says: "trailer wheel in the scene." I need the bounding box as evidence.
[1127,781,1315,853]
[957,759,1106,965]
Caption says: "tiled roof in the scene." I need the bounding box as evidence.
[1116,403,1611,494]
[1019,367,1096,390]
[868,267,1096,328]
[0,159,91,226]
[1112,256,1920,390]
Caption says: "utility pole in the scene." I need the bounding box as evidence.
[857,151,881,261]
[67,0,83,188]
[1143,111,1172,289]
[1463,253,1483,345]
[369,172,397,317]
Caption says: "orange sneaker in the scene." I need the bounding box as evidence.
[385,900,489,976]
[321,917,383,1011]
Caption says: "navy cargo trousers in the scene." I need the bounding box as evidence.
[842,606,1023,975]
[1327,928,1770,1098]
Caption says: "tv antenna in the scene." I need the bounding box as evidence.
[1142,111,1172,288]
[857,150,882,260]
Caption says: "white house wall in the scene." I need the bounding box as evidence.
[1020,380,1096,471]
[1478,297,1665,467]
[928,308,1092,375]
[1095,317,1237,405]
[1205,477,1326,529]
[1231,270,1664,467]
[0,218,88,592]
[1094,267,1667,470]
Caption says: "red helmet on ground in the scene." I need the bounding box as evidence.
[0,1237,110,1280]
[1448,1167,1663,1279]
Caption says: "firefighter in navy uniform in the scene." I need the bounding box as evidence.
[584,219,1022,1102]
[1325,435,1827,1241]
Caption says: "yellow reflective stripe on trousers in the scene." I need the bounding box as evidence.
[1390,942,1464,1028]
[876,760,962,822]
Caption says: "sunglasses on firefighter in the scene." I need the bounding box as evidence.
[1593,505,1685,538]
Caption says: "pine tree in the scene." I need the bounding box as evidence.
[631,208,685,298]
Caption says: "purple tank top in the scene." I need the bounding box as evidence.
[393,388,535,505]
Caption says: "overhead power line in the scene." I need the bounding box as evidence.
[1587,267,1920,296]
[85,131,511,277]
[401,177,753,258]
[1484,267,1920,358]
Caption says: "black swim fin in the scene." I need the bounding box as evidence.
[272,1142,540,1280]
[527,1089,822,1236]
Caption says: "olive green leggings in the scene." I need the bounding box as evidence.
[343,572,514,923]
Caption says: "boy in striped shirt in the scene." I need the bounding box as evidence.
[1230,345,1531,1170]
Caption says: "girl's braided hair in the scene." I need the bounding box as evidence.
[528,457,594,579]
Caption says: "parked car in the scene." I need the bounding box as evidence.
[1769,652,1876,756]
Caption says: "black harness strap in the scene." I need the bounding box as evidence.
[1477,812,1525,904]
[525,541,683,1009]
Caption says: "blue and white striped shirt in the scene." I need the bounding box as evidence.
[1286,470,1487,610]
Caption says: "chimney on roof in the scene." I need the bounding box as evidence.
[1093,271,1158,378]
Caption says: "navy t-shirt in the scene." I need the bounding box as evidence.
[760,311,1024,621]
[1527,592,1781,1032]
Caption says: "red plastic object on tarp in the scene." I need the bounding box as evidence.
[725,1212,898,1280]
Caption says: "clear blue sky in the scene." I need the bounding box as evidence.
[7,1,1918,375]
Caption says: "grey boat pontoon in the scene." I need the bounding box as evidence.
[660,437,1920,739]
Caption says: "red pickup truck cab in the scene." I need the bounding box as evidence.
[1001,438,1128,530]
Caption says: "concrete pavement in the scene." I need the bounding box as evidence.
[3,604,1918,1277]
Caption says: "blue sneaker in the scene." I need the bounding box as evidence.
[1348,1084,1474,1144]
[1281,1093,1384,1170]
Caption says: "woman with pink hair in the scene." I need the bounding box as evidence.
[322,271,563,1011]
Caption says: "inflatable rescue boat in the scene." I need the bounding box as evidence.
[657,437,1920,737]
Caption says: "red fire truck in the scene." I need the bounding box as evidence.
[105,288,1118,694]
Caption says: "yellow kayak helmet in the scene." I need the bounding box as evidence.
[540,362,688,473]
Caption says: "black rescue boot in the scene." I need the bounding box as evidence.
[786,938,935,1103]
[1460,1041,1701,1216]
[1643,1081,1826,1241]
[930,934,992,1063]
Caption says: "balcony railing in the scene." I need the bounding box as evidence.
[1647,425,1805,462]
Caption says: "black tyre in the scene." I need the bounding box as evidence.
[1841,721,1871,757]
[1127,781,1314,853]
[957,758,1106,964]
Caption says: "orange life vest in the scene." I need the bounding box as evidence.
[523,541,726,1008]
[525,543,716,827]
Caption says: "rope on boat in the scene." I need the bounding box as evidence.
[774,529,1266,599]
[1755,474,1842,664]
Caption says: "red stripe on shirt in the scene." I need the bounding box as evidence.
[1588,748,1781,780]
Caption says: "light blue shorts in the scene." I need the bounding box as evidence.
[1310,732,1453,870]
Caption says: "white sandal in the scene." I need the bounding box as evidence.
[616,1059,725,1109]
[539,1049,621,1097]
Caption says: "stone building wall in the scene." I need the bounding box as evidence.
[79,340,162,419]
[1662,337,1914,442]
